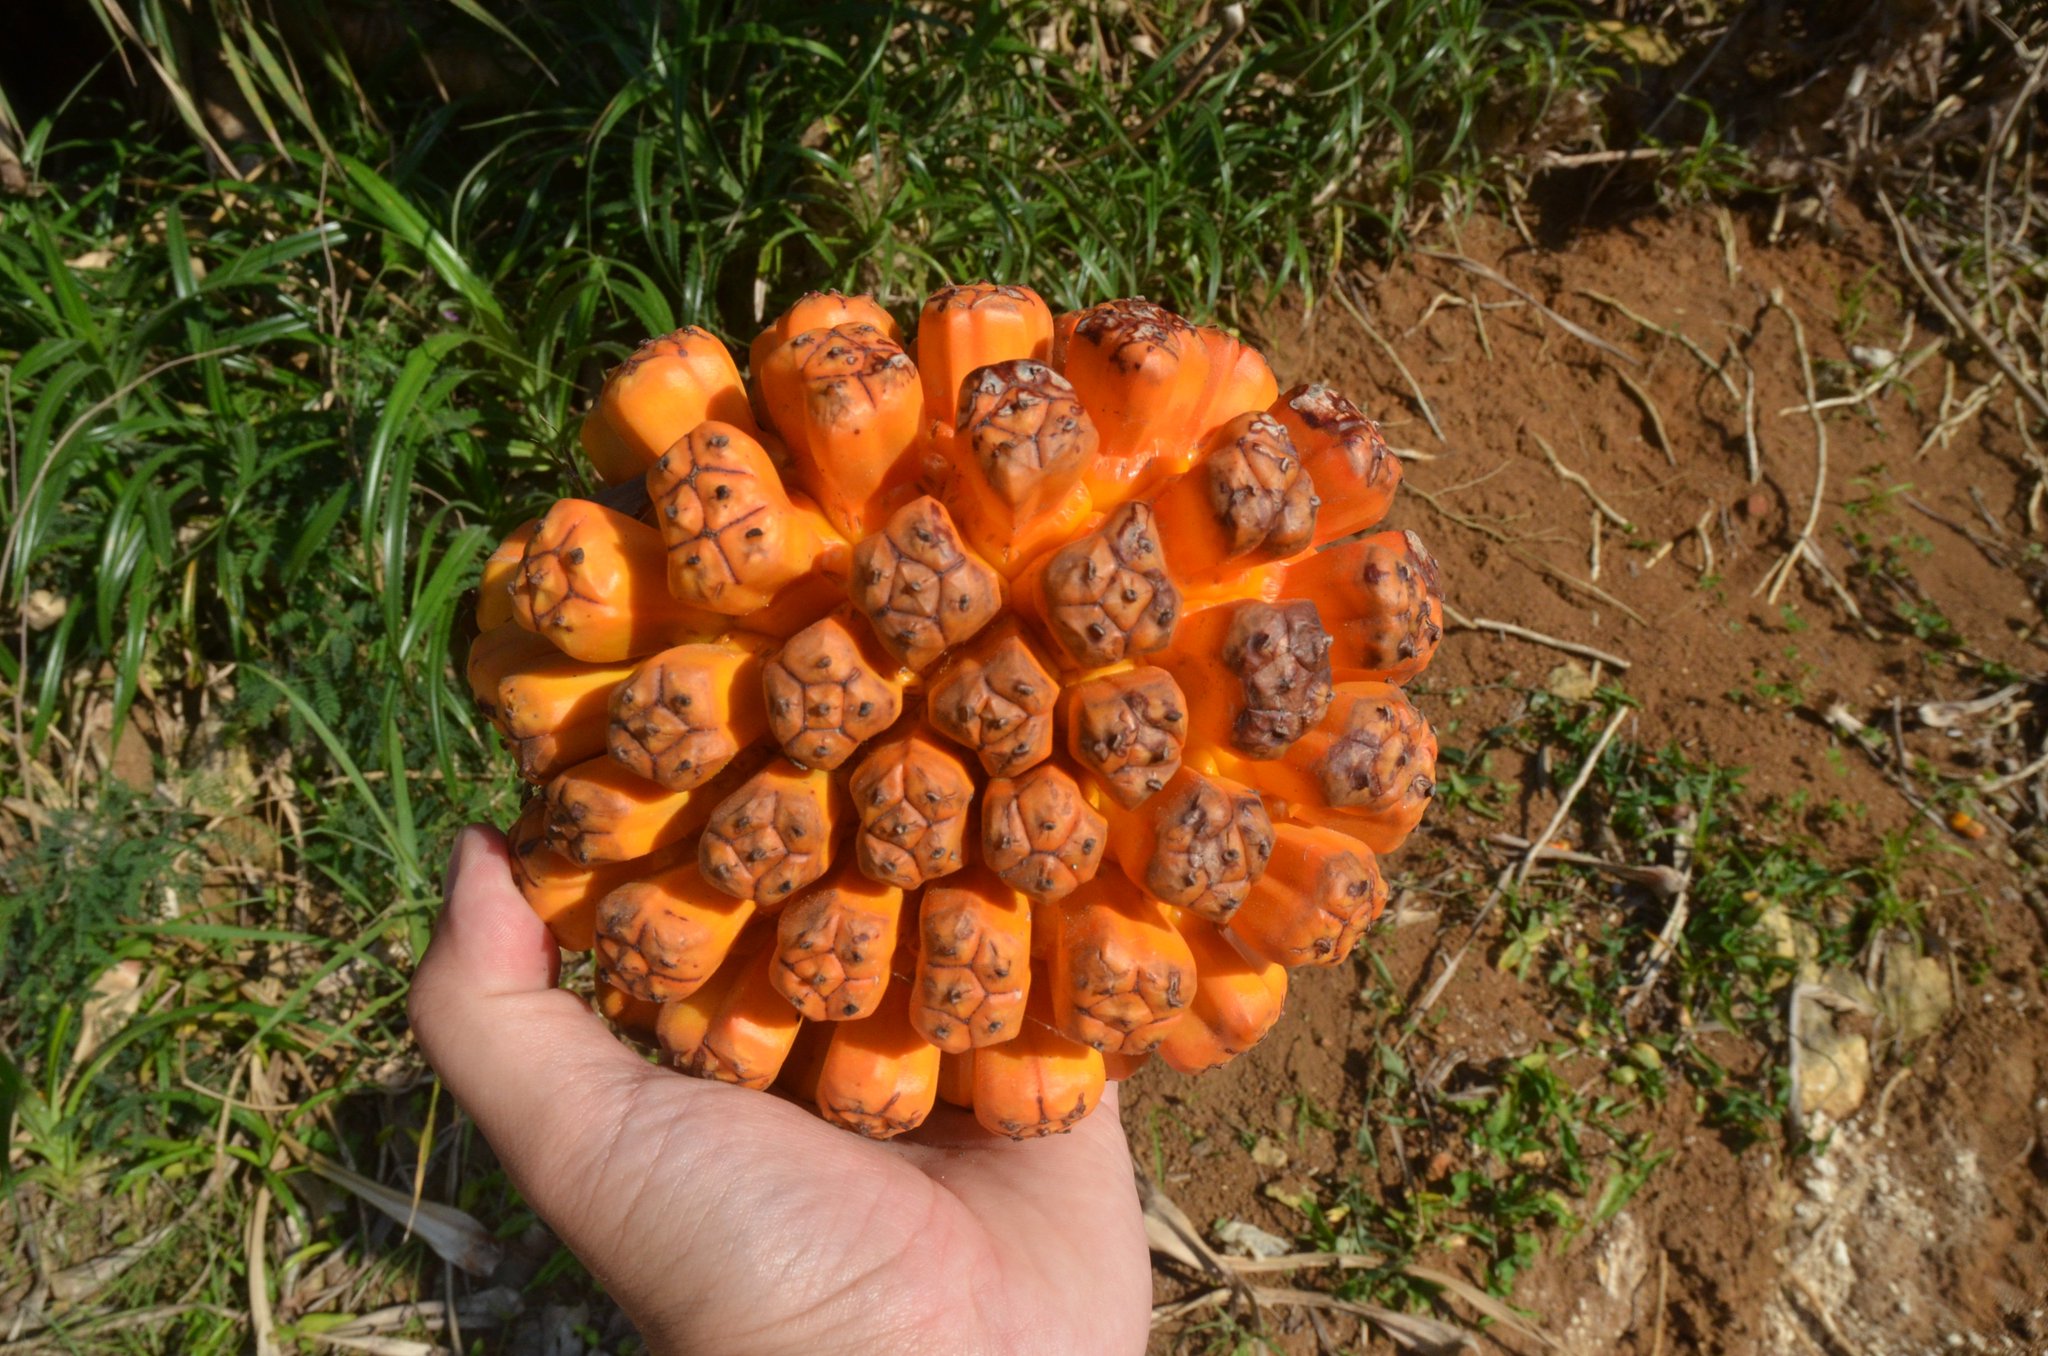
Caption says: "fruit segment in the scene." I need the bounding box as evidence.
[477,519,540,631]
[1059,299,1212,504]
[581,327,757,485]
[924,627,1059,776]
[1267,383,1402,546]
[654,953,747,1068]
[1014,501,1180,671]
[1229,822,1386,966]
[749,291,903,399]
[1045,876,1196,1055]
[1063,666,1188,809]
[680,936,806,1089]
[936,1051,977,1109]
[1234,680,1437,853]
[1104,766,1274,924]
[1148,412,1316,581]
[542,750,759,866]
[511,499,714,662]
[942,359,1099,573]
[467,624,560,712]
[595,859,757,1002]
[1155,914,1288,1074]
[1270,529,1442,684]
[607,641,767,792]
[848,496,1002,672]
[1160,600,1333,762]
[1190,327,1280,442]
[814,975,943,1138]
[507,798,664,951]
[1100,1051,1150,1081]
[980,764,1107,904]
[770,868,906,1020]
[756,322,923,539]
[911,873,1032,1052]
[971,981,1106,1139]
[595,980,661,1044]
[847,729,975,889]
[698,761,846,905]
[648,421,844,615]
[914,282,1055,432]
[761,615,906,770]
[495,653,636,783]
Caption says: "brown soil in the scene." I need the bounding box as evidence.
[1133,205,2048,1354]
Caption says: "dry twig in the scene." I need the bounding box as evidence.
[1879,190,2048,423]
[1335,283,1444,441]
[1612,366,1677,467]
[1402,707,1632,1045]
[1577,289,1740,399]
[1756,290,1830,605]
[1443,604,1631,670]
[1415,249,1641,366]
[1532,433,1632,529]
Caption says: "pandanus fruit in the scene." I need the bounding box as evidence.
[465,285,1444,1139]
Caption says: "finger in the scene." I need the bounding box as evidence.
[409,826,660,1208]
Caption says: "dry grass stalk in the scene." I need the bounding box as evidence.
[1442,603,1631,670]
[1611,366,1677,467]
[1401,705,1632,1046]
[1532,432,1632,529]
[1415,249,1640,367]
[1756,290,1830,606]
[1333,284,1444,442]
[1577,289,1740,400]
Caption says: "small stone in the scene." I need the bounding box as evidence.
[1249,1136,1289,1170]
[1212,1219,1290,1260]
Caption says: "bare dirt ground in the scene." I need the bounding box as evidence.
[1134,203,2048,1355]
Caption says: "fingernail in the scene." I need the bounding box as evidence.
[443,824,491,908]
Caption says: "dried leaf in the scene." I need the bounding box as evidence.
[306,1156,504,1277]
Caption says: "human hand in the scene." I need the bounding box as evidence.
[409,826,1152,1356]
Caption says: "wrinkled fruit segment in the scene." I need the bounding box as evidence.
[468,284,1446,1138]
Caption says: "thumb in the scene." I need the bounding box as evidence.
[409,826,659,1212]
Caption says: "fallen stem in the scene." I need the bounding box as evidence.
[1757,290,1829,605]
[1335,283,1444,441]
[1612,366,1677,467]
[1416,250,1641,367]
[1443,604,1631,670]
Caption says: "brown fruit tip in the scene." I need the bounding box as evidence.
[925,632,1059,775]
[772,877,903,1021]
[849,496,1002,671]
[956,359,1098,508]
[1066,666,1188,809]
[1139,772,1275,924]
[1220,601,1334,759]
[1201,412,1317,558]
[699,767,838,905]
[762,615,903,769]
[915,879,1031,1051]
[1036,502,1180,668]
[848,734,974,889]
[607,645,756,792]
[982,765,1108,903]
[1315,685,1439,817]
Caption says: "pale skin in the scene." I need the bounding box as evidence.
[409,826,1153,1356]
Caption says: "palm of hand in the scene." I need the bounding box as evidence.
[409,829,1151,1356]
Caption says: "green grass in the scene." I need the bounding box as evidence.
[0,3,1633,1347]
